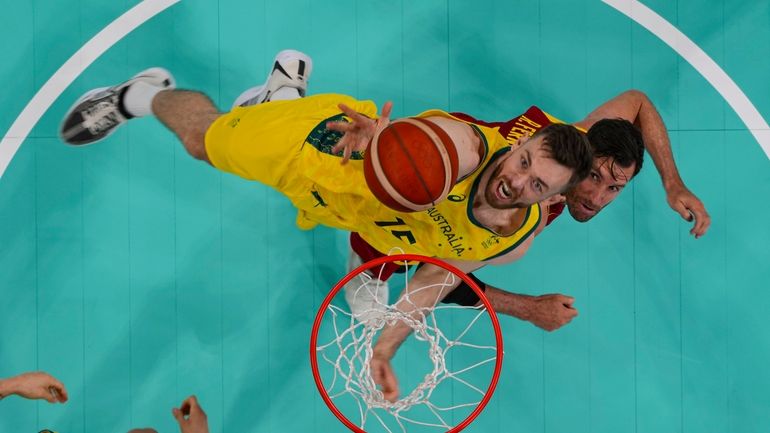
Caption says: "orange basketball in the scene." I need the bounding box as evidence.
[364,117,459,212]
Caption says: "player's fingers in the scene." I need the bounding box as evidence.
[379,372,399,402]
[180,396,195,415]
[51,379,68,402]
[556,294,575,306]
[326,121,354,133]
[380,101,393,121]
[341,143,352,165]
[690,207,711,238]
[672,201,693,221]
[338,103,369,124]
[171,407,185,423]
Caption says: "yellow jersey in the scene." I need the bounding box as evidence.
[205,94,540,261]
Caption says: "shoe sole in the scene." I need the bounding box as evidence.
[59,67,176,146]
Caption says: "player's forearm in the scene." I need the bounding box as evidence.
[633,91,684,190]
[374,265,463,359]
[477,285,535,321]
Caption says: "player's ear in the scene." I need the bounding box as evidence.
[542,193,565,206]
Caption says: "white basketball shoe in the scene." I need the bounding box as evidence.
[343,250,389,324]
[232,49,313,108]
[59,68,175,145]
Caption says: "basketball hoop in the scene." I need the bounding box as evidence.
[310,254,504,433]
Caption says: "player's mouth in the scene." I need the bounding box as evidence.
[496,180,512,201]
[579,201,597,215]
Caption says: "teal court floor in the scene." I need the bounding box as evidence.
[1,1,769,432]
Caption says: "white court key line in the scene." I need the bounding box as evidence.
[0,0,181,180]
[603,0,770,161]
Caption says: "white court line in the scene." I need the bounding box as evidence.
[603,0,770,160]
[0,0,181,180]
[1,0,768,182]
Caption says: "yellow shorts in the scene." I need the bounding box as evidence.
[204,93,380,230]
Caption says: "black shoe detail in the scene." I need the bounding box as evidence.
[116,86,135,120]
[297,60,306,79]
[272,61,292,79]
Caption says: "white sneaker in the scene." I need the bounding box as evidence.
[343,251,389,324]
[232,49,312,108]
[60,68,175,145]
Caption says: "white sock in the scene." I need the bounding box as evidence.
[269,86,301,101]
[122,81,166,117]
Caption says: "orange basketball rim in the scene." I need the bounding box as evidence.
[310,254,504,433]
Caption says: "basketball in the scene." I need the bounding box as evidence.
[364,118,459,212]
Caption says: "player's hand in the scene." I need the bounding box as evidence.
[370,355,399,402]
[2,371,68,403]
[328,101,393,164]
[526,294,578,332]
[665,183,710,238]
[172,395,209,433]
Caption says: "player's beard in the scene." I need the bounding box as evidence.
[484,163,527,209]
[565,192,601,222]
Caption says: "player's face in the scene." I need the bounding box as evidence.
[565,156,636,222]
[485,136,574,209]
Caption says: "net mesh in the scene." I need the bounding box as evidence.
[315,259,500,432]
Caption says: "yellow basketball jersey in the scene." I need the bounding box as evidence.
[205,94,541,262]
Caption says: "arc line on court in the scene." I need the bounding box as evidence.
[0,0,181,180]
[603,0,770,160]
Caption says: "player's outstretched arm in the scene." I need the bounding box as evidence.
[0,371,68,403]
[442,213,577,331]
[479,286,577,331]
[371,258,485,402]
[575,90,710,238]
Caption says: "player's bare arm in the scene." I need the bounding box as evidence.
[575,90,710,237]
[370,257,486,402]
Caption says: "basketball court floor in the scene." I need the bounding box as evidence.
[1,0,769,432]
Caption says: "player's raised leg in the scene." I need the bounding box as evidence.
[232,49,312,108]
[60,68,221,163]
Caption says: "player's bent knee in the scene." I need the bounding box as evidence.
[181,133,210,162]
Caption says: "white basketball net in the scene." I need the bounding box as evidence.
[315,261,499,432]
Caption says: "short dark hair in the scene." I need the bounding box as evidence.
[535,123,593,190]
[587,118,644,177]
